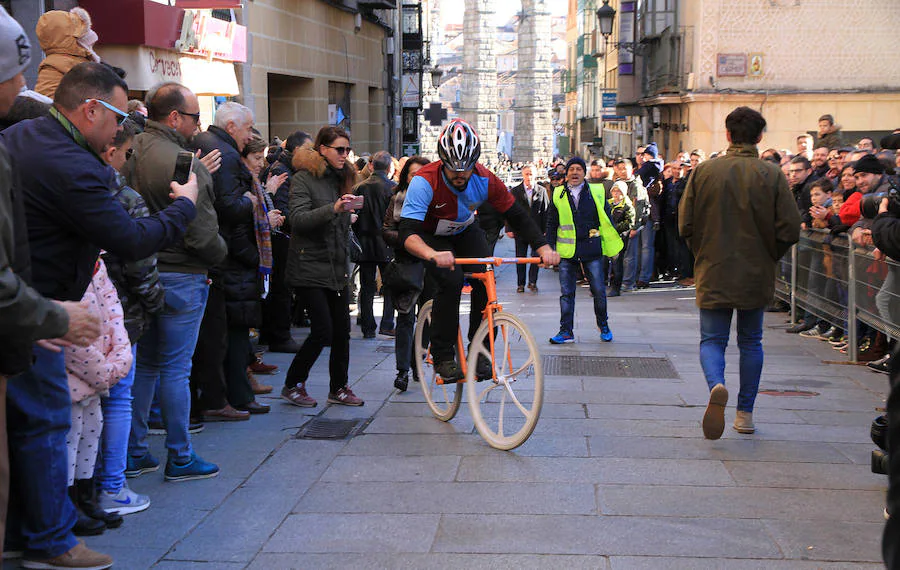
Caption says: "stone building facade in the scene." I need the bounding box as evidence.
[512,0,553,164]
[240,0,396,153]
[622,0,900,157]
[458,0,498,164]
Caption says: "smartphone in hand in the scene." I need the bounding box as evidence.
[172,151,195,185]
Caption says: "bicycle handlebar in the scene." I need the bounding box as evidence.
[454,257,543,265]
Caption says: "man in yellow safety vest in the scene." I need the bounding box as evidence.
[545,156,624,344]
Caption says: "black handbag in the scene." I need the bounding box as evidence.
[382,258,425,314]
[348,228,363,264]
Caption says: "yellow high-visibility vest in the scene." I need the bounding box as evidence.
[552,183,624,259]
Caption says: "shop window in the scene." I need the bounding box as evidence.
[329,81,352,132]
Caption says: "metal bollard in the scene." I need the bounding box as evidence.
[790,244,798,324]
[847,242,857,362]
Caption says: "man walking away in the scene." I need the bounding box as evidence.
[678,107,800,440]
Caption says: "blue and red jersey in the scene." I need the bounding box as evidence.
[400,161,515,236]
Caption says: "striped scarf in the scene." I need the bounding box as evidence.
[251,180,272,276]
[49,106,105,165]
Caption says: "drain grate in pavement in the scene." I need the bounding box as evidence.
[375,345,395,353]
[542,355,679,378]
[759,389,819,397]
[295,418,363,440]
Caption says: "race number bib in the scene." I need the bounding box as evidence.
[435,215,474,236]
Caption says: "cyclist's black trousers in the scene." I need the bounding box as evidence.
[422,225,489,362]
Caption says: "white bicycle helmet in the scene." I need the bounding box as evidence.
[437,119,481,172]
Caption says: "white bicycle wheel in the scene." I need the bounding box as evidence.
[466,312,544,450]
[414,300,462,421]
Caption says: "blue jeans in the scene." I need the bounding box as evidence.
[96,345,136,493]
[558,257,608,334]
[622,224,656,287]
[130,272,209,463]
[699,308,765,412]
[5,346,78,558]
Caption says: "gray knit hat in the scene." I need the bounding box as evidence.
[0,7,30,84]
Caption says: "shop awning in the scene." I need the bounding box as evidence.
[96,45,239,96]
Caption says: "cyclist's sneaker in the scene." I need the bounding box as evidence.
[549,331,575,344]
[165,452,219,482]
[434,359,465,382]
[328,386,364,406]
[599,323,613,342]
[99,486,151,515]
[475,354,493,381]
[125,453,159,479]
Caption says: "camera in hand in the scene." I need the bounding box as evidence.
[860,182,900,219]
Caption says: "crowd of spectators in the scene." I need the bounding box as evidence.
[1,6,899,570]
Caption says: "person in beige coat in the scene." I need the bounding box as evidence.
[34,7,100,98]
[678,106,800,440]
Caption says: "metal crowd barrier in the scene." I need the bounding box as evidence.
[775,228,900,362]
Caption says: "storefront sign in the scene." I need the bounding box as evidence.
[96,45,238,96]
[601,92,617,111]
[176,9,247,62]
[401,73,421,108]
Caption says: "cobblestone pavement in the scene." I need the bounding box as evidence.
[15,239,890,569]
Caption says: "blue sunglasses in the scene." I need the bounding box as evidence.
[85,98,129,126]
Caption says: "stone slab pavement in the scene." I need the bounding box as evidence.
[9,239,890,569]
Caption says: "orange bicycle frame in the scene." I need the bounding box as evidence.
[444,257,542,384]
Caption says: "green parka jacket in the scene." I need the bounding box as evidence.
[286,144,352,291]
[678,143,800,310]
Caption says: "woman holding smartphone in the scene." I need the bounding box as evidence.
[282,126,364,407]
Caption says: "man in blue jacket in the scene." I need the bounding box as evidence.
[1,62,197,569]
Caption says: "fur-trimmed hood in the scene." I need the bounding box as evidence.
[292,143,328,178]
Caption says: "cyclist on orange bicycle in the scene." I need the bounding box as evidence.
[399,119,560,381]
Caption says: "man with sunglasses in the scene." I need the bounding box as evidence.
[1,62,198,569]
[124,81,229,484]
[399,119,559,381]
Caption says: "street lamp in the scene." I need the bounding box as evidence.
[595,1,617,160]
[430,66,443,88]
[595,0,648,54]
[596,0,615,39]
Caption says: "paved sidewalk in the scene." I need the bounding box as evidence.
[15,239,890,569]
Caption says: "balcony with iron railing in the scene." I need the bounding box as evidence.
[640,25,694,97]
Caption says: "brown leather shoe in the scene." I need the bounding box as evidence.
[247,370,273,395]
[24,540,113,569]
[203,405,250,422]
[249,359,278,375]
[237,401,271,414]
